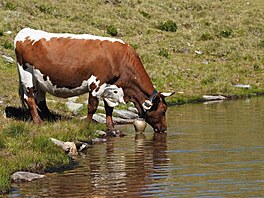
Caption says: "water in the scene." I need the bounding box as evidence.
[7,97,264,197]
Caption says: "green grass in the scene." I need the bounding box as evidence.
[0,0,264,193]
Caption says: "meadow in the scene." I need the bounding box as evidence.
[0,0,263,193]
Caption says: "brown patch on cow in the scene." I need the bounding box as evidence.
[89,82,97,91]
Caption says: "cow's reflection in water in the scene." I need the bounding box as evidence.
[87,133,168,197]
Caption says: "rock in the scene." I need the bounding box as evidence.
[195,50,202,55]
[67,96,79,102]
[11,171,46,182]
[114,109,138,119]
[1,54,14,63]
[65,101,83,115]
[74,140,92,152]
[92,113,135,124]
[92,114,106,124]
[233,84,251,89]
[113,116,135,124]
[50,138,78,155]
[203,95,226,101]
[97,106,105,111]
[95,130,107,137]
[6,30,12,34]
[128,107,138,114]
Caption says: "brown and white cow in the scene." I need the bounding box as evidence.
[14,28,174,133]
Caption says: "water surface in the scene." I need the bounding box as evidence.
[7,97,264,197]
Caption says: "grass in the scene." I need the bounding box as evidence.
[0,0,263,193]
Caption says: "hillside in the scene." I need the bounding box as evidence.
[1,0,263,103]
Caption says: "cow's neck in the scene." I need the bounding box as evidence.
[123,63,155,117]
[129,86,155,117]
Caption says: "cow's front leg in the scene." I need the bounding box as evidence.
[25,88,43,124]
[87,93,99,122]
[104,100,117,135]
[103,101,125,137]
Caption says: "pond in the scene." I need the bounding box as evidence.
[6,97,264,197]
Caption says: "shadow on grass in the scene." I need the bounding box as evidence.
[5,106,71,122]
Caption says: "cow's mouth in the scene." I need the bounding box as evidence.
[154,128,166,133]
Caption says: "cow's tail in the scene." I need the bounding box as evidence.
[18,78,27,109]
[15,56,27,109]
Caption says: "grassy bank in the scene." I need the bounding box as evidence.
[0,0,263,193]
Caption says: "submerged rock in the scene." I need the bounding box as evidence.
[11,171,46,182]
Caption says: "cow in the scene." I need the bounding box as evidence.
[14,28,174,134]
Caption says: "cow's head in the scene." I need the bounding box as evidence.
[142,91,174,132]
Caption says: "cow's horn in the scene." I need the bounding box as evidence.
[142,100,153,110]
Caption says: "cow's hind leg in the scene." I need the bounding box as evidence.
[35,87,54,121]
[87,93,99,122]
[25,87,43,124]
[17,63,43,124]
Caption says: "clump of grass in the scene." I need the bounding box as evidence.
[219,30,232,38]
[159,48,169,58]
[107,25,118,36]
[37,4,54,14]
[3,2,17,11]
[139,10,151,19]
[200,32,214,41]
[2,41,13,50]
[3,123,29,138]
[258,40,264,48]
[157,20,177,32]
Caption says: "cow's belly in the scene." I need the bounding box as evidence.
[33,68,89,98]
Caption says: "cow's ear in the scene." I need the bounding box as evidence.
[160,92,175,97]
[142,100,153,110]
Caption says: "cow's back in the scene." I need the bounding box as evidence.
[14,28,128,98]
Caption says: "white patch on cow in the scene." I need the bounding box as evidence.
[33,67,90,98]
[101,85,125,107]
[14,28,125,47]
[86,75,125,107]
[18,64,125,107]
[17,63,33,100]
